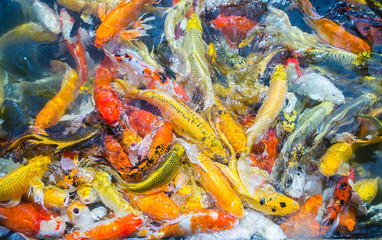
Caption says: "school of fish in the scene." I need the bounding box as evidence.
[0,0,381,239]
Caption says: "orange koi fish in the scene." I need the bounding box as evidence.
[212,14,258,46]
[320,170,354,234]
[95,0,156,48]
[94,57,121,125]
[129,192,179,220]
[104,135,133,172]
[58,9,89,86]
[337,205,356,233]
[119,122,173,182]
[65,214,143,240]
[296,0,371,53]
[34,64,79,132]
[153,209,237,238]
[280,195,322,238]
[250,129,279,174]
[128,109,163,137]
[0,203,66,238]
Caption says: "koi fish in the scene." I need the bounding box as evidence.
[65,214,143,240]
[105,42,189,102]
[314,93,379,145]
[164,0,193,77]
[0,23,58,51]
[337,205,356,233]
[128,109,163,136]
[120,143,185,193]
[152,209,236,238]
[318,142,353,176]
[0,203,66,238]
[183,13,215,110]
[56,0,123,16]
[76,183,98,204]
[32,0,61,35]
[250,129,279,174]
[34,64,80,132]
[116,122,173,182]
[212,14,258,46]
[112,80,229,162]
[94,57,121,125]
[189,151,244,218]
[25,185,70,209]
[211,101,247,153]
[291,70,345,104]
[0,155,51,204]
[58,9,89,87]
[92,169,140,216]
[94,0,155,47]
[104,135,133,173]
[245,64,288,157]
[6,126,100,154]
[320,172,354,234]
[296,0,371,53]
[129,192,179,220]
[354,178,379,204]
[280,195,322,238]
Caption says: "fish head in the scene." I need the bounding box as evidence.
[282,164,306,199]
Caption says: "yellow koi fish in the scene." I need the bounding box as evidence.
[0,155,51,204]
[245,64,288,156]
[112,79,229,163]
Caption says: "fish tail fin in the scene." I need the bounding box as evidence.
[111,79,140,99]
[295,0,320,18]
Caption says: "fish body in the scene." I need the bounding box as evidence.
[56,0,123,16]
[129,192,179,220]
[92,170,140,216]
[183,14,215,110]
[164,0,193,76]
[105,43,189,102]
[191,153,244,218]
[0,155,51,202]
[122,143,185,193]
[6,126,100,154]
[318,142,353,176]
[65,214,142,240]
[212,14,258,45]
[212,101,247,153]
[240,185,300,216]
[104,135,133,173]
[314,93,379,144]
[25,185,70,209]
[354,178,378,204]
[95,0,155,47]
[245,64,288,156]
[34,65,79,131]
[291,71,345,104]
[153,209,237,238]
[77,183,98,204]
[128,109,163,136]
[296,0,371,53]
[0,203,65,238]
[94,57,121,125]
[112,80,229,162]
[301,47,366,69]
[58,9,89,87]
[280,195,322,238]
[32,0,61,34]
[280,101,334,162]
[320,173,353,234]
[121,122,173,182]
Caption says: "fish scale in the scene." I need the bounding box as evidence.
[0,156,51,202]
